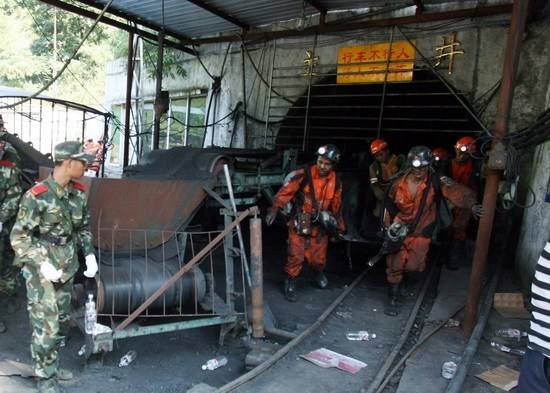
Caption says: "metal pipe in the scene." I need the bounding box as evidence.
[263,42,276,148]
[116,206,258,331]
[123,31,134,167]
[446,270,500,393]
[101,115,109,178]
[463,0,528,335]
[302,33,318,152]
[250,216,264,338]
[241,44,248,148]
[223,164,252,288]
[153,32,165,151]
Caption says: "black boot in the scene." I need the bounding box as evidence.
[284,277,297,302]
[447,241,465,270]
[314,270,328,289]
[384,284,401,316]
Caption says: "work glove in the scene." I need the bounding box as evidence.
[471,204,485,219]
[83,254,98,278]
[40,262,62,282]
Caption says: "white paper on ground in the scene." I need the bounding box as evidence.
[300,348,367,374]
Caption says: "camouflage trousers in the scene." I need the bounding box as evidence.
[22,266,73,379]
[0,232,19,296]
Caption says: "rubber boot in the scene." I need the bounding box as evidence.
[447,241,464,270]
[314,270,328,289]
[284,277,297,302]
[384,284,401,317]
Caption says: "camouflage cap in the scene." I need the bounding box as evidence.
[54,141,95,163]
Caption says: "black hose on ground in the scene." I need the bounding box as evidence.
[444,267,501,393]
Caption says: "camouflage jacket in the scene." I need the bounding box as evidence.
[0,160,22,229]
[10,175,94,283]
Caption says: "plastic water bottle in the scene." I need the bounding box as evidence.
[495,328,527,340]
[201,356,228,370]
[119,350,137,367]
[346,331,376,341]
[490,341,526,356]
[84,294,97,334]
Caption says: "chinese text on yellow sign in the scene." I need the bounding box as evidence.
[337,40,416,84]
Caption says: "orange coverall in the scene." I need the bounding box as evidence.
[385,174,476,284]
[272,165,344,278]
[451,159,478,241]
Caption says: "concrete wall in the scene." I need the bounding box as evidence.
[102,11,550,289]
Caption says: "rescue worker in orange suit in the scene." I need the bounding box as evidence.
[382,146,483,316]
[266,145,345,302]
[368,139,402,218]
[448,136,482,270]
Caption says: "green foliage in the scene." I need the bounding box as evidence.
[0,0,187,105]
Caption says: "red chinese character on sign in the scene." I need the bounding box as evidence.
[383,49,395,60]
[368,50,382,60]
[341,52,353,64]
[354,51,367,62]
[396,47,411,59]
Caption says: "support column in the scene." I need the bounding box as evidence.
[250,216,264,338]
[123,31,134,167]
[463,0,529,335]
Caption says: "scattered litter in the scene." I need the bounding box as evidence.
[493,293,530,319]
[118,350,137,367]
[490,341,526,357]
[441,361,457,380]
[336,311,352,319]
[346,331,376,341]
[494,328,527,340]
[77,345,86,357]
[445,319,460,328]
[301,348,367,374]
[202,356,228,371]
[476,365,519,391]
[92,322,112,336]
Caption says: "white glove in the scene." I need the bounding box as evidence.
[84,254,98,278]
[40,262,62,282]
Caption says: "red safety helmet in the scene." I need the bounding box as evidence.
[370,139,388,156]
[432,147,450,162]
[455,136,476,154]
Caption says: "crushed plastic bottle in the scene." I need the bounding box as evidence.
[201,356,228,370]
[490,341,526,356]
[84,294,97,335]
[346,331,376,341]
[495,328,527,340]
[118,350,137,367]
[441,361,457,380]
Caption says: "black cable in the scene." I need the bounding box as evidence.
[241,38,296,105]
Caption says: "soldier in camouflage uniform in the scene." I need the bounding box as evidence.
[10,141,99,393]
[0,132,23,333]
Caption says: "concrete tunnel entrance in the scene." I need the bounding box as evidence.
[273,69,485,241]
[275,69,483,160]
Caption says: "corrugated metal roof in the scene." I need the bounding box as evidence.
[78,0,510,41]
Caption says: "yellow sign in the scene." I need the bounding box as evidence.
[337,40,416,84]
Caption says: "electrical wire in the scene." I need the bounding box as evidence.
[0,0,114,110]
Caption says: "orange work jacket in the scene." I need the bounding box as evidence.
[385,173,476,236]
